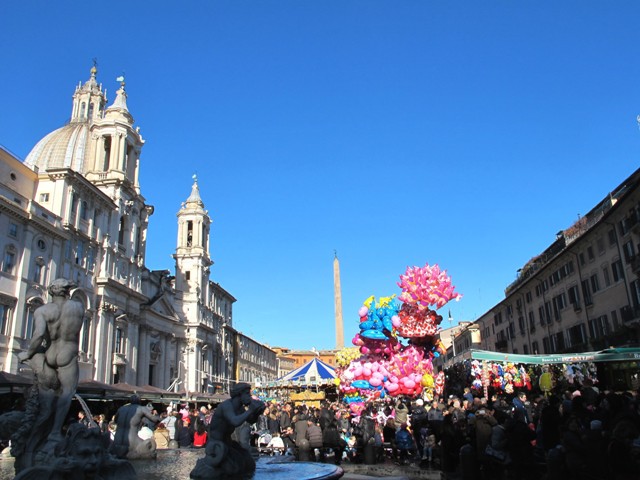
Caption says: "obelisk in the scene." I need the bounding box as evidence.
[333,251,344,349]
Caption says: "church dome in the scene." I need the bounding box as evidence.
[24,121,90,173]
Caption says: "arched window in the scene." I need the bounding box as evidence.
[103,136,111,170]
[88,102,94,120]
[80,102,86,118]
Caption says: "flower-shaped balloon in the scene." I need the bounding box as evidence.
[398,263,462,311]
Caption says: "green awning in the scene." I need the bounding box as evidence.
[470,348,640,365]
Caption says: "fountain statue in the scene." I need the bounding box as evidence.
[190,382,266,479]
[110,395,160,459]
[5,278,135,479]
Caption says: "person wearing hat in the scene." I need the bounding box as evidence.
[411,399,428,457]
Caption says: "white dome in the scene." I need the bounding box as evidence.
[24,121,90,174]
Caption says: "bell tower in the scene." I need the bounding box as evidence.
[84,73,144,193]
[174,175,212,303]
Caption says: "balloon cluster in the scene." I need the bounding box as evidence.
[335,347,361,368]
[398,264,462,310]
[336,263,461,408]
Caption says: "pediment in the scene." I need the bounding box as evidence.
[147,295,179,321]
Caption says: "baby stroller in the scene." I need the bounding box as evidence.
[257,432,273,455]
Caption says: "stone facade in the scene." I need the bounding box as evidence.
[0,65,277,395]
[456,168,640,359]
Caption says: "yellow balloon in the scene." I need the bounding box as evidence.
[421,373,434,388]
[539,372,553,392]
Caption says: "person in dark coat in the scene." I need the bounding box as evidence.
[306,420,324,448]
[175,418,193,447]
[279,403,292,432]
[323,420,347,464]
[505,409,536,480]
[395,423,414,465]
[294,410,310,446]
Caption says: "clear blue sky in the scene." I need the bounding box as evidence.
[1,2,639,351]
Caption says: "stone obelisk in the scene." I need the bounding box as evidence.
[333,251,344,349]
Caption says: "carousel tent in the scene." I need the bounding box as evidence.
[276,358,336,386]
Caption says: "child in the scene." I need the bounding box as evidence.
[421,426,436,461]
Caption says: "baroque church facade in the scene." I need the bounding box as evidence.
[0,65,277,394]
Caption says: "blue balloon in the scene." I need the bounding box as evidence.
[352,380,372,389]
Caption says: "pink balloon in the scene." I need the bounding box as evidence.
[358,306,369,317]
[354,366,363,377]
[363,367,371,377]
[404,379,416,389]
[369,377,382,387]
[391,315,401,327]
[386,383,399,392]
[360,346,370,354]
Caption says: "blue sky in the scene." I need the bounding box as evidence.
[1,1,639,351]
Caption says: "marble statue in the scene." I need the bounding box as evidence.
[6,278,136,479]
[190,382,266,479]
[110,395,159,459]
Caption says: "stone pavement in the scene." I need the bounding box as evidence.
[340,459,443,480]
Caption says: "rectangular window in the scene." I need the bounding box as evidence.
[587,246,594,261]
[528,311,535,332]
[0,304,10,335]
[597,238,605,255]
[568,324,587,347]
[588,315,609,339]
[618,218,630,236]
[39,193,49,202]
[590,274,600,293]
[525,291,532,304]
[519,316,525,334]
[608,228,616,246]
[623,241,635,263]
[579,252,586,266]
[2,251,15,273]
[538,306,546,326]
[582,279,593,306]
[612,260,624,282]
[76,241,85,265]
[568,285,580,309]
[611,310,619,330]
[8,223,17,238]
[603,266,611,287]
[544,301,553,325]
[542,336,551,354]
[552,293,567,320]
[81,316,90,352]
[532,341,539,354]
[523,344,529,354]
[115,327,124,354]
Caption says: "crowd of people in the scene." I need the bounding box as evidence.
[61,381,640,479]
[78,402,213,451]
[246,382,640,480]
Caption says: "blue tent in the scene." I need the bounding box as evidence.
[276,357,336,386]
